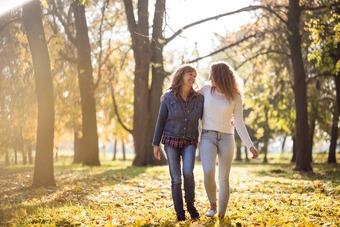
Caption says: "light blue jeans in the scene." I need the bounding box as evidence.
[200,129,235,216]
[164,144,197,217]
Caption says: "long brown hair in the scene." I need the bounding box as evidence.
[209,61,243,101]
[168,64,197,99]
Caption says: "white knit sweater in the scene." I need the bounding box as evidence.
[199,84,254,150]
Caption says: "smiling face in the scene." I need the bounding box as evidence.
[170,64,197,98]
[182,70,197,89]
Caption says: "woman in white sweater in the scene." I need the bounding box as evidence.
[199,61,258,219]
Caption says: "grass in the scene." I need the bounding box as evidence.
[0,153,339,226]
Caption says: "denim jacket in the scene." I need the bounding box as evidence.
[152,90,204,146]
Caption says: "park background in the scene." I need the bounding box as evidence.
[0,0,339,226]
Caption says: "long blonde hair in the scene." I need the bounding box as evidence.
[168,64,197,99]
[209,61,243,101]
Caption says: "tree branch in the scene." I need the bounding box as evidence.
[165,5,263,44]
[110,83,133,134]
[50,0,76,45]
[0,17,21,32]
[235,49,291,70]
[122,0,137,47]
[185,33,257,64]
[94,0,109,89]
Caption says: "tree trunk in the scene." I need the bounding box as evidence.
[123,0,150,166]
[5,150,10,166]
[28,143,33,164]
[291,136,296,163]
[328,101,338,163]
[113,140,117,161]
[287,0,312,171]
[73,130,82,163]
[22,0,55,187]
[235,136,242,161]
[54,147,59,163]
[148,0,167,165]
[14,148,17,165]
[308,113,316,163]
[281,136,287,154]
[21,130,27,165]
[263,138,268,164]
[72,0,100,166]
[122,140,126,160]
[335,65,340,115]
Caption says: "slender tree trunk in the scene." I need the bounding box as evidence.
[22,0,55,187]
[5,150,10,166]
[263,138,268,164]
[328,74,340,163]
[281,136,287,154]
[244,145,249,162]
[28,143,33,164]
[308,115,316,163]
[335,69,340,115]
[235,136,242,161]
[14,148,18,165]
[113,140,117,161]
[72,0,100,166]
[328,102,338,163]
[54,147,59,163]
[122,140,126,160]
[291,136,296,163]
[22,148,27,165]
[21,131,27,165]
[287,0,312,171]
[73,130,82,163]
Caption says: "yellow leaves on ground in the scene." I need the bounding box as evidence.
[0,159,339,226]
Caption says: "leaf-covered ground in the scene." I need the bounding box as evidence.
[0,154,339,227]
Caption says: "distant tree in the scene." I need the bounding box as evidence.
[22,0,56,187]
[306,0,340,163]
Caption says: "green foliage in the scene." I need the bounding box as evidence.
[1,155,339,226]
[306,0,340,74]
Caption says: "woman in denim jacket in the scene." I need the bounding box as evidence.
[152,64,204,222]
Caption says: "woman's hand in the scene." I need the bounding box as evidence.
[153,146,161,160]
[250,146,258,159]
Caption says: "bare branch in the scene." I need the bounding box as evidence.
[122,0,137,46]
[110,83,133,134]
[165,5,263,44]
[185,33,257,64]
[235,49,291,70]
[0,17,21,32]
[94,0,109,89]
[50,0,76,45]
[254,5,287,26]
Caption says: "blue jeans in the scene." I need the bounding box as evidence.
[164,144,197,216]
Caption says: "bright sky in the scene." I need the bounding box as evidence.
[165,0,255,65]
[0,0,32,17]
[0,0,254,65]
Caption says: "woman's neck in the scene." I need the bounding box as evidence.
[180,87,191,100]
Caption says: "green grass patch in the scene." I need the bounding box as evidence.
[1,155,339,226]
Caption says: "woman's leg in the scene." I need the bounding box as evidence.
[182,144,199,219]
[217,134,235,217]
[164,145,185,220]
[200,131,218,211]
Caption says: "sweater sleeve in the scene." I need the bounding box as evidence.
[233,95,254,150]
